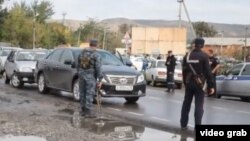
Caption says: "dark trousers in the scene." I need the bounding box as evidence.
[166,72,175,90]
[180,82,205,127]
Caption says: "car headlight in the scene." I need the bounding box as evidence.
[137,74,145,83]
[101,78,108,83]
[19,67,33,72]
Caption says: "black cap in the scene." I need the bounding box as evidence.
[89,39,98,47]
[194,38,205,48]
[168,50,172,54]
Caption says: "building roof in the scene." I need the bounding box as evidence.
[204,37,250,46]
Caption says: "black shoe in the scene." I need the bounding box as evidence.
[181,126,188,131]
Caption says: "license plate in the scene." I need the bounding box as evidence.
[114,126,132,132]
[116,86,133,91]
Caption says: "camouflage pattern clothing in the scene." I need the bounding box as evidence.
[77,47,103,115]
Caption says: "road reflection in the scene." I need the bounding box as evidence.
[71,111,194,141]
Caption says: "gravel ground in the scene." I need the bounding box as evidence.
[0,85,111,141]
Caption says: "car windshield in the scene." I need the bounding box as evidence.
[16,51,47,61]
[157,61,166,68]
[0,50,12,56]
[73,49,124,66]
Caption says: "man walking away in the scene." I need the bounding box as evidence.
[165,50,176,93]
[208,49,220,97]
[180,38,214,130]
[78,39,103,118]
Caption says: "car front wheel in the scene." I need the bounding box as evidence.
[125,97,139,104]
[38,73,49,94]
[11,73,23,88]
[73,79,80,101]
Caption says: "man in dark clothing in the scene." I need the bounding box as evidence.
[180,38,214,130]
[78,39,103,118]
[208,49,220,97]
[157,54,162,60]
[165,50,176,93]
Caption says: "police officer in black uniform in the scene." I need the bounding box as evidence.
[165,50,176,93]
[208,49,220,97]
[180,38,214,130]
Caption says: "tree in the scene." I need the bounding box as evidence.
[0,0,8,40]
[29,0,54,23]
[119,23,133,35]
[193,21,217,37]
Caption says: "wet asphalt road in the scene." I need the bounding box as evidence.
[0,79,250,135]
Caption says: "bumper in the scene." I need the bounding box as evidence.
[99,82,146,97]
[154,76,183,84]
[15,72,35,83]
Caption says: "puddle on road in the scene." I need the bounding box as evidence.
[70,112,194,141]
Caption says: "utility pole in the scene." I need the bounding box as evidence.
[62,12,67,25]
[178,0,182,28]
[177,0,196,38]
[243,27,248,62]
[77,24,83,47]
[32,9,37,49]
[102,28,106,50]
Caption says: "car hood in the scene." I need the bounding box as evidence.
[16,61,37,69]
[102,65,140,76]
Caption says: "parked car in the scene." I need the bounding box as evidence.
[145,60,183,89]
[216,63,250,101]
[3,49,48,88]
[35,47,146,103]
[0,47,22,75]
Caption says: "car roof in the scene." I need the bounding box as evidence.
[0,47,22,50]
[55,47,110,53]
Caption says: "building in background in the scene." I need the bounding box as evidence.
[203,37,250,58]
[131,27,187,57]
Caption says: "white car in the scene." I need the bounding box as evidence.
[0,47,22,75]
[145,60,183,89]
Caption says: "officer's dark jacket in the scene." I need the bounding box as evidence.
[165,55,176,72]
[182,48,214,89]
[77,47,103,82]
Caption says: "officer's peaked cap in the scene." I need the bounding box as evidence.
[89,39,98,47]
[194,38,205,48]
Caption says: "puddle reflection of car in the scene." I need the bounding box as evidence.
[72,118,144,141]
[3,49,48,88]
[35,47,146,103]
[0,47,22,76]
[145,60,183,89]
[216,63,250,101]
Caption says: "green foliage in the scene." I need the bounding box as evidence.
[193,21,217,37]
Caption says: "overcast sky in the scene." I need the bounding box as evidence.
[3,0,250,24]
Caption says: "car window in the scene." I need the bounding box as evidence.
[227,64,243,75]
[0,50,11,56]
[241,65,250,75]
[156,61,165,68]
[60,50,73,63]
[98,51,123,66]
[47,50,64,62]
[151,61,156,68]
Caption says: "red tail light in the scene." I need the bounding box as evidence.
[158,71,166,76]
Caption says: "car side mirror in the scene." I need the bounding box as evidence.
[126,61,132,67]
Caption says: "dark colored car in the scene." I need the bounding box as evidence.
[35,47,146,103]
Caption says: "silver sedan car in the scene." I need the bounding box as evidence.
[216,63,250,101]
[3,49,48,88]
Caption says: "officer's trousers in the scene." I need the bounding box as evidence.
[166,72,175,90]
[79,72,96,114]
[180,82,205,127]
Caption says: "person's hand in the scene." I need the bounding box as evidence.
[208,88,215,95]
[97,82,102,89]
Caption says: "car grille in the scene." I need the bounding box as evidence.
[107,75,136,85]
